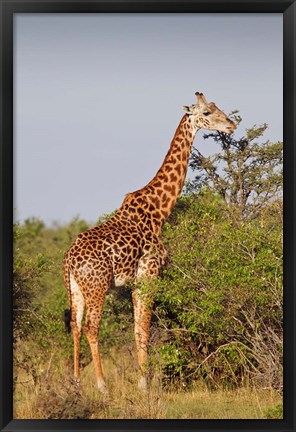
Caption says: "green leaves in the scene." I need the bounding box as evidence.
[154,191,282,389]
[188,114,283,220]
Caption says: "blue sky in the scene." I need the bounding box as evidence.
[14,13,283,225]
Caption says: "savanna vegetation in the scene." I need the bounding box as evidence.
[13,115,283,419]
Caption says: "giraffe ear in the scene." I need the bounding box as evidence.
[181,105,192,114]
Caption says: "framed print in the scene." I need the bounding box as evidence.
[1,1,295,431]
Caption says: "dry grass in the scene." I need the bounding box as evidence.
[164,385,281,419]
[13,345,282,420]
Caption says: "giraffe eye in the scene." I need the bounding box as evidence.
[203,111,211,116]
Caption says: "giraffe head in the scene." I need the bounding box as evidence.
[182,92,237,134]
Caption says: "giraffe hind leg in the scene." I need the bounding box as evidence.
[83,282,109,395]
[69,272,85,384]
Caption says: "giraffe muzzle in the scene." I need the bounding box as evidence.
[226,123,237,134]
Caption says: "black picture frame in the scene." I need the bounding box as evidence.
[0,1,295,431]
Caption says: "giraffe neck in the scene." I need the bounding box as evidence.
[119,114,199,234]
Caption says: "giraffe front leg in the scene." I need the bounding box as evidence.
[132,287,153,391]
[133,242,166,390]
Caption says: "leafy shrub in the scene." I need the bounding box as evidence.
[154,191,282,390]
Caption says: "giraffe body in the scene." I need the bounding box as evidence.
[64,92,236,392]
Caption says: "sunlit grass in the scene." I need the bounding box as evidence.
[13,344,282,420]
[164,386,280,419]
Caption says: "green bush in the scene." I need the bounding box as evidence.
[154,191,282,390]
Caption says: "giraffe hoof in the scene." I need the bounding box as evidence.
[74,378,81,387]
[97,380,109,395]
[138,376,148,391]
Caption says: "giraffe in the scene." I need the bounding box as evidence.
[63,92,236,394]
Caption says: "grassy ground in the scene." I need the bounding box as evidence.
[14,346,282,420]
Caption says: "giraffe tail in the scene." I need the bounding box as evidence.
[64,308,71,333]
[63,257,72,334]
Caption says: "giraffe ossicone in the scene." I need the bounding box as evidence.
[63,91,236,393]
